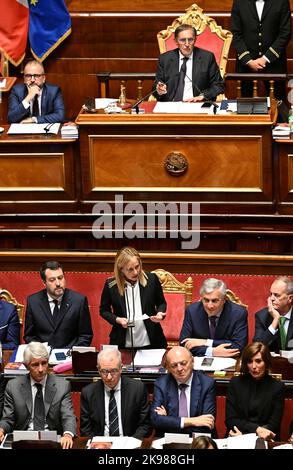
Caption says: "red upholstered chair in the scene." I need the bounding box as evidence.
[225,289,248,310]
[0,288,24,353]
[152,269,193,348]
[157,3,233,79]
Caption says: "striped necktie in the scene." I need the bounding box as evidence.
[109,389,119,436]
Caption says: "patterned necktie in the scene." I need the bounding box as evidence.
[33,383,45,430]
[52,299,59,324]
[32,95,39,117]
[178,383,188,417]
[109,389,119,436]
[279,316,288,350]
[174,57,188,102]
[209,316,217,339]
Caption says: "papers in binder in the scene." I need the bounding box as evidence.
[132,348,166,366]
[7,123,60,135]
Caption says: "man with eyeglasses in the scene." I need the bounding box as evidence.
[253,276,293,353]
[7,60,65,124]
[151,346,216,436]
[80,349,150,439]
[155,23,224,103]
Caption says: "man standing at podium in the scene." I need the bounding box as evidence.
[155,24,224,103]
[7,60,65,124]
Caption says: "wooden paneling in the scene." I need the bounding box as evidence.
[276,141,293,214]
[76,111,273,210]
[67,1,234,13]
[88,135,263,191]
[0,130,78,211]
[2,250,293,275]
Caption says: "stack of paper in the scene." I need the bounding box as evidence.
[272,125,291,139]
[132,348,166,366]
[4,362,28,375]
[61,125,78,139]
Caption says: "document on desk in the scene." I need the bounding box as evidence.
[7,123,60,135]
[227,433,261,449]
[153,101,214,114]
[88,436,141,449]
[133,348,166,366]
[194,356,236,371]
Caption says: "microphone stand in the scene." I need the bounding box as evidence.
[125,285,136,372]
[131,88,156,114]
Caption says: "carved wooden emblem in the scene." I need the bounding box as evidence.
[164,151,188,176]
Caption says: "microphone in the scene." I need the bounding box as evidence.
[131,73,180,114]
[189,76,219,114]
[131,86,157,114]
[44,123,54,134]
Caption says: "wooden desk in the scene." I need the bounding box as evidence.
[76,107,274,214]
[0,125,79,213]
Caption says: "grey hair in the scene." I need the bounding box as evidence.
[275,276,293,295]
[23,342,49,366]
[97,348,122,367]
[200,278,226,297]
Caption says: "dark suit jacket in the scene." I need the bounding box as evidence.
[0,375,5,419]
[8,82,65,124]
[24,288,93,348]
[80,376,150,439]
[150,371,216,435]
[225,374,285,439]
[253,307,293,353]
[155,47,224,102]
[0,374,77,435]
[0,300,20,350]
[179,299,248,356]
[231,0,291,73]
[100,272,167,348]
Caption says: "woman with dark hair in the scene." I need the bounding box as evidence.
[191,435,218,449]
[225,342,285,441]
[100,247,167,348]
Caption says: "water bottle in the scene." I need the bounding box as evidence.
[288,105,293,133]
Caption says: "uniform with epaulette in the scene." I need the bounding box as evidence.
[231,0,291,100]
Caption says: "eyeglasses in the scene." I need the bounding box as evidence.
[99,368,120,376]
[177,38,195,44]
[24,74,44,79]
